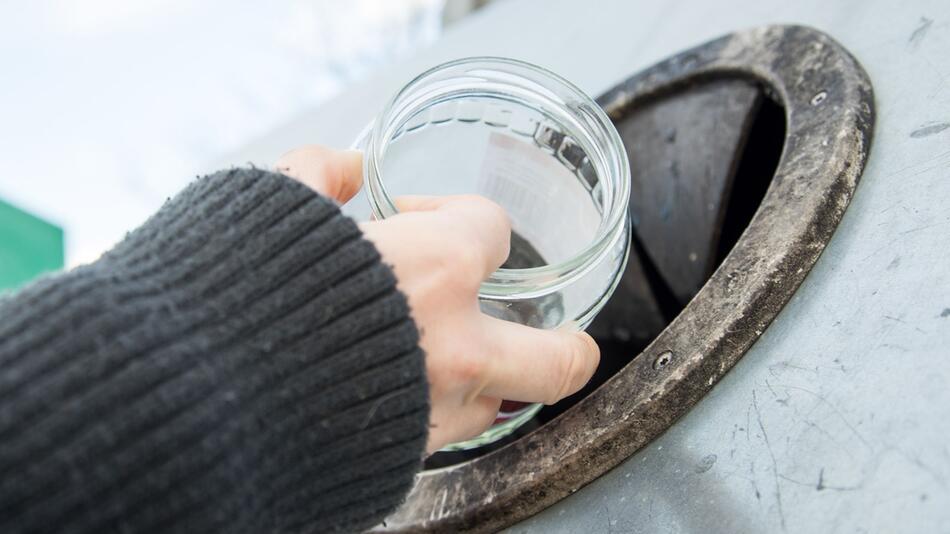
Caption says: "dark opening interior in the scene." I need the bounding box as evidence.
[425,80,787,470]
[714,96,786,266]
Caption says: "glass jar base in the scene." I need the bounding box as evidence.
[439,402,544,451]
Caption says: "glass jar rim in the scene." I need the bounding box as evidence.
[363,57,631,299]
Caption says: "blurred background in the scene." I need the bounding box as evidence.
[0,0,493,289]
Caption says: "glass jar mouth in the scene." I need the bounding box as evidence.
[364,57,630,299]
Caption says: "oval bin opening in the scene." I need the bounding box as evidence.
[426,80,787,470]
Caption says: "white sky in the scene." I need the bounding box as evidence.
[0,0,443,265]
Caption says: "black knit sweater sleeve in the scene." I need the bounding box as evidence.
[0,168,429,533]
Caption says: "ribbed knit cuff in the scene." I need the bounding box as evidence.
[0,168,429,534]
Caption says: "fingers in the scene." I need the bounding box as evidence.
[426,395,501,454]
[393,194,512,276]
[274,145,363,204]
[479,315,600,405]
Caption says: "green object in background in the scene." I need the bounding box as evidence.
[0,197,64,291]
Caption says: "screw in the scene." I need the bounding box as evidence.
[810,91,828,106]
[653,350,673,370]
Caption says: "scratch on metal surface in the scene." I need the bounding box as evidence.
[779,384,873,449]
[901,220,949,236]
[908,17,934,48]
[883,314,928,334]
[429,487,449,521]
[885,148,950,177]
[778,470,862,492]
[753,390,786,531]
[910,121,950,138]
[768,361,820,379]
[893,448,949,489]
[765,379,791,406]
[803,419,838,444]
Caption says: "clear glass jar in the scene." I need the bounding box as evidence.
[354,57,630,449]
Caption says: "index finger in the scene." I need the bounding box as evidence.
[275,145,363,204]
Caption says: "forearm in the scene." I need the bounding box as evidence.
[0,168,428,533]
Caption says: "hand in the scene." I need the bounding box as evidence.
[276,145,601,454]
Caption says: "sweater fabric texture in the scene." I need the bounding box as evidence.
[0,168,429,533]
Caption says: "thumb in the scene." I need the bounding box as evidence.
[480,315,601,405]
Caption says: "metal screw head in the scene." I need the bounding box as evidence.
[653,350,674,370]
[810,91,828,106]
